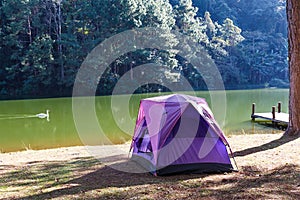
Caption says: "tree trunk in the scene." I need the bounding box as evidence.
[27,16,32,44]
[57,0,64,82]
[286,0,300,135]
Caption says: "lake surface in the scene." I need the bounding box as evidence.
[0,89,289,153]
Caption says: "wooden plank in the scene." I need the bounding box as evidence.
[252,112,289,124]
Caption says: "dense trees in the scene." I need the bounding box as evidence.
[0,0,288,99]
[194,0,288,88]
[286,0,300,136]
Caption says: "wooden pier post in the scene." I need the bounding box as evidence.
[252,103,256,120]
[272,106,276,119]
[278,101,282,113]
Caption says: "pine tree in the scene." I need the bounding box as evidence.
[286,0,300,135]
[173,0,208,44]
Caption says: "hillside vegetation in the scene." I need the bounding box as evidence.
[0,0,288,99]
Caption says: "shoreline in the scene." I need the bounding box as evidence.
[1,132,299,169]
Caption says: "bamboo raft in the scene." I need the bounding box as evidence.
[251,102,289,127]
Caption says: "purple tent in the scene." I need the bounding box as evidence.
[130,94,235,175]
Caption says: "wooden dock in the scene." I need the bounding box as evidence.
[251,102,289,126]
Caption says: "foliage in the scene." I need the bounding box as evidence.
[194,0,288,87]
[0,0,288,99]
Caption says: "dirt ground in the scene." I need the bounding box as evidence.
[0,132,299,199]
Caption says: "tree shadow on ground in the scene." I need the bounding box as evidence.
[234,133,299,157]
[207,164,300,199]
[10,156,299,200]
[12,157,207,199]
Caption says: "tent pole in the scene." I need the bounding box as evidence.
[228,145,239,171]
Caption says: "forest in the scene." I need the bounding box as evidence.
[0,0,288,99]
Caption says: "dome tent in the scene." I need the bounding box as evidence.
[130,94,236,176]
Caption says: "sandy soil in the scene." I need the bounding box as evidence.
[0,132,299,170]
[0,132,299,200]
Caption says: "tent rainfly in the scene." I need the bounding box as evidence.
[130,94,236,176]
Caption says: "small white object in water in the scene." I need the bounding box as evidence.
[36,110,50,121]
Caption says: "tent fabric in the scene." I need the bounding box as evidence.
[130,94,234,175]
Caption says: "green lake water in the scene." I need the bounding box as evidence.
[0,89,289,153]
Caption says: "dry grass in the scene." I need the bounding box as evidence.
[0,133,299,200]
